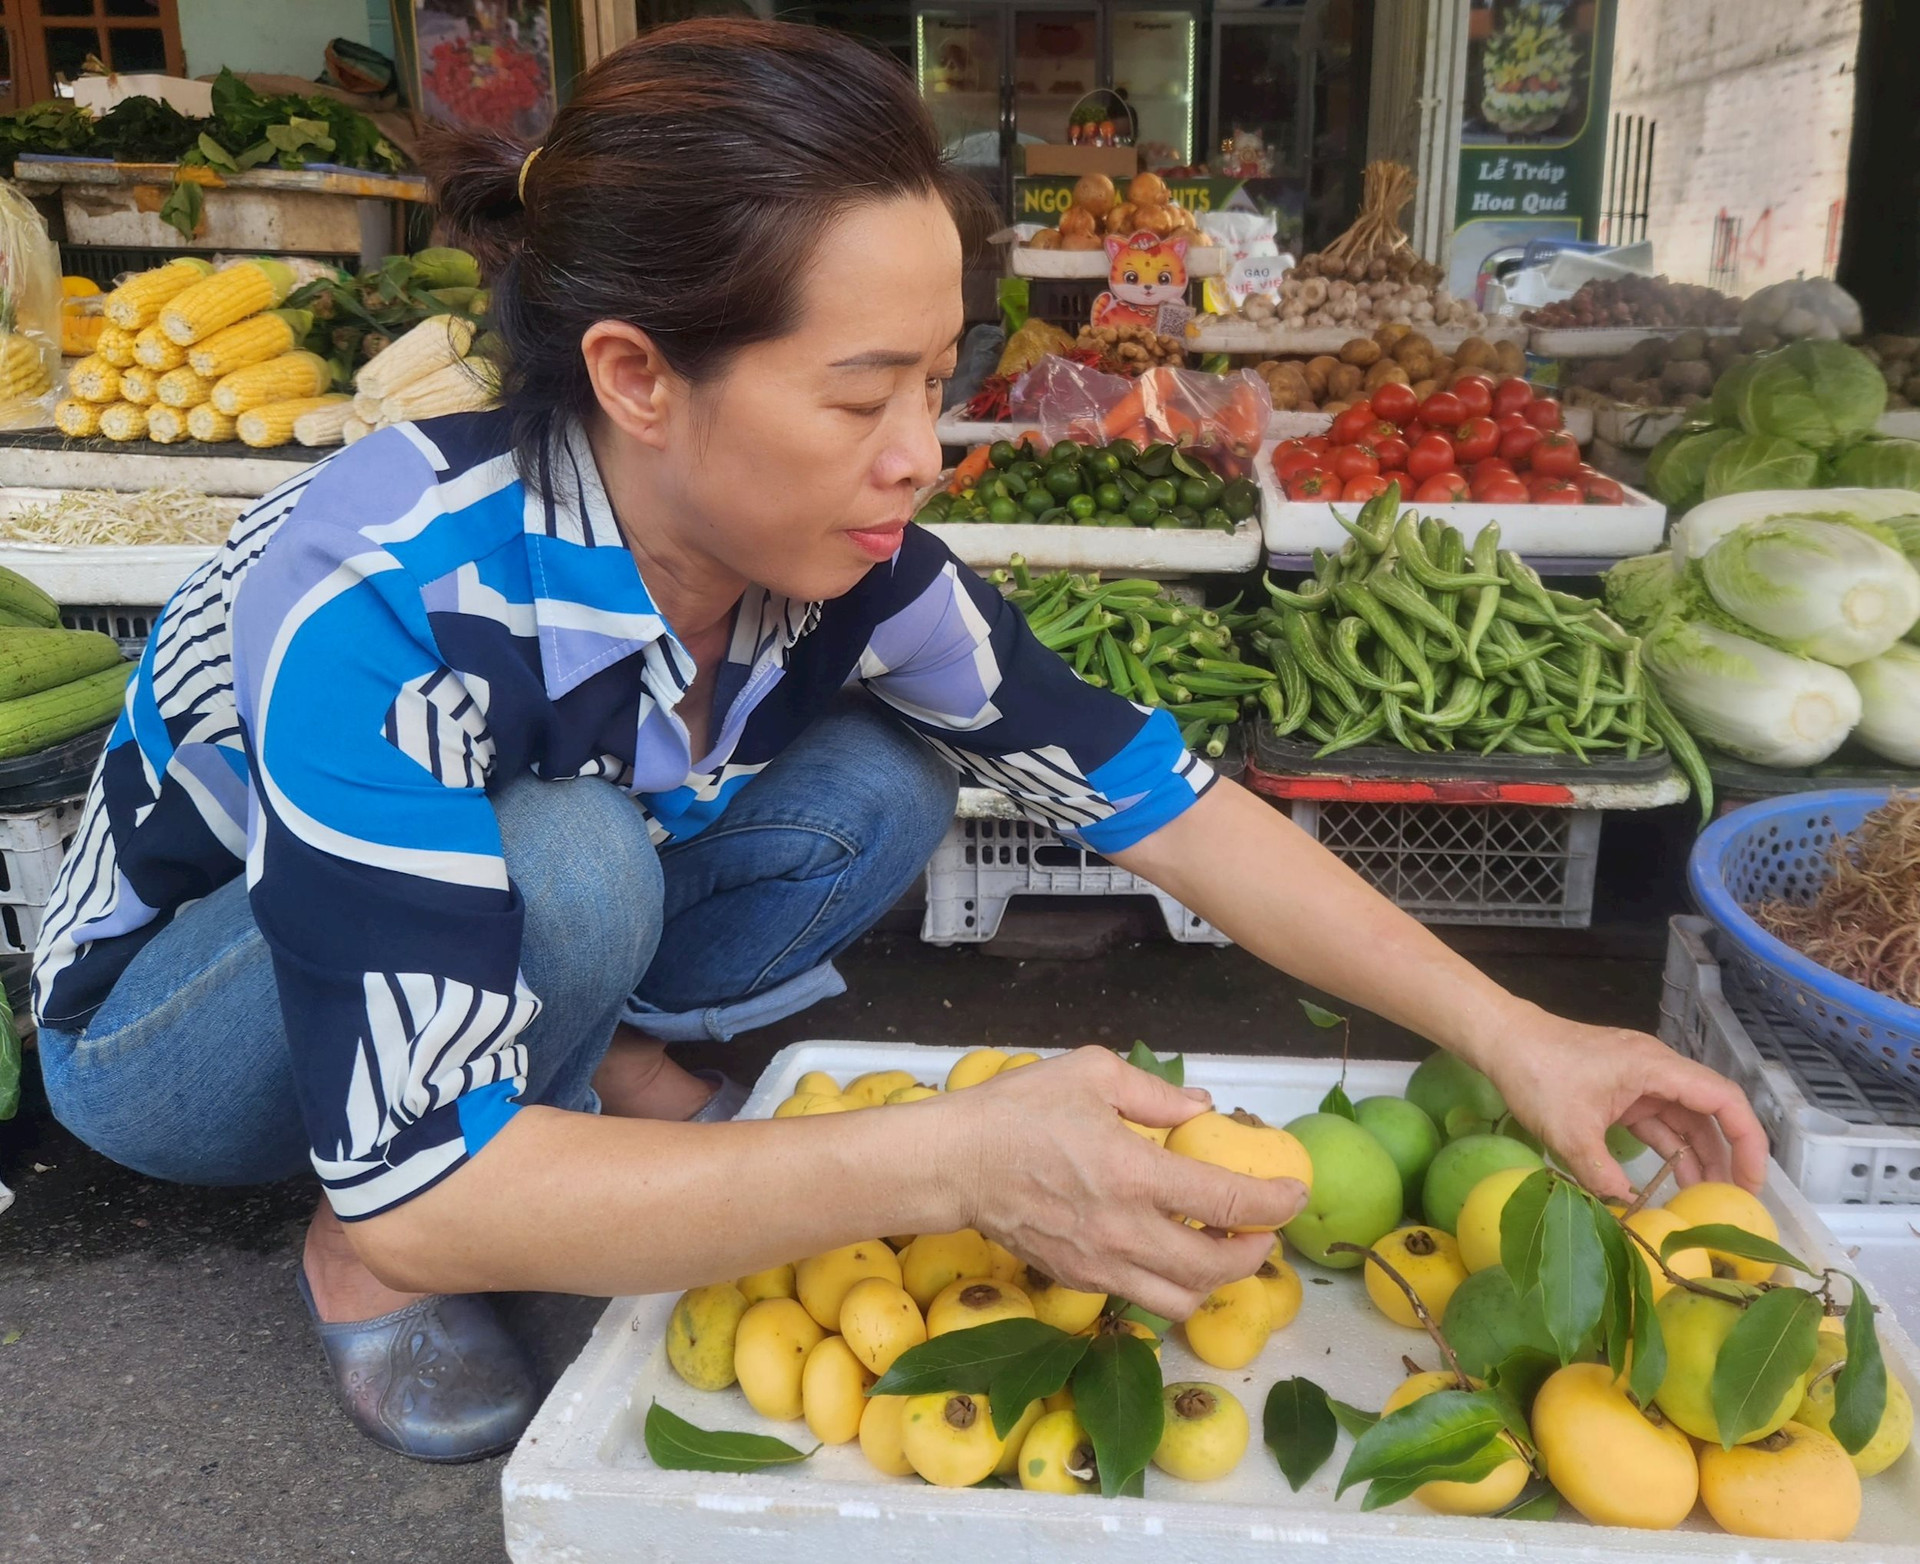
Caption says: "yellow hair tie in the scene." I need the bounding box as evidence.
[516,145,542,204]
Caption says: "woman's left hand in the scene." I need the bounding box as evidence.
[1480,998,1770,1199]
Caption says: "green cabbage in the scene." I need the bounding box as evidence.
[1832,438,1920,492]
[1711,357,1761,428]
[1643,619,1860,767]
[1648,427,1740,508]
[1736,340,1887,452]
[1850,643,1920,765]
[1699,517,1920,664]
[1603,551,1678,628]
[1703,433,1820,499]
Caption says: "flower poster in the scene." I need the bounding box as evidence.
[409,0,557,140]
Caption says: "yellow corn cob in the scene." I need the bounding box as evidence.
[341,415,373,445]
[95,322,138,368]
[378,360,496,423]
[0,334,51,398]
[117,365,159,406]
[187,403,238,443]
[144,404,190,444]
[355,315,476,400]
[54,398,102,437]
[68,355,123,403]
[159,259,295,346]
[103,258,214,329]
[155,365,214,408]
[211,351,330,416]
[237,393,350,449]
[293,398,357,447]
[187,310,304,379]
[98,402,148,441]
[132,324,189,372]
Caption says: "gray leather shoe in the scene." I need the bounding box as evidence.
[688,1068,748,1123]
[296,1268,540,1463]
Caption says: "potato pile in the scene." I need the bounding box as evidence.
[1026,171,1211,251]
[1075,321,1184,371]
[1524,276,1739,330]
[1560,330,1746,411]
[1861,334,1920,409]
[1254,328,1526,414]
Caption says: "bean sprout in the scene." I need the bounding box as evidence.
[0,487,235,547]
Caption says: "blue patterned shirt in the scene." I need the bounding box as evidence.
[32,410,1213,1218]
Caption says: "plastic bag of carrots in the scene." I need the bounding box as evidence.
[1010,358,1269,475]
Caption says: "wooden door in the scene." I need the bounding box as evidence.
[0,0,183,110]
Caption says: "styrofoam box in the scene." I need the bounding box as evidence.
[1529,325,1741,359]
[503,1043,1920,1564]
[924,515,1260,575]
[1187,322,1531,357]
[1011,246,1229,279]
[1257,455,1667,558]
[0,486,237,603]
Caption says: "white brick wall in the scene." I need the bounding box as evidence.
[1608,0,1860,291]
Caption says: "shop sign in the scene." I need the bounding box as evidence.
[1014,176,1254,223]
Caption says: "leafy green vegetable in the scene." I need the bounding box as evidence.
[1649,427,1740,509]
[1833,438,1920,491]
[1602,550,1678,629]
[1703,433,1821,500]
[1642,619,1861,767]
[1737,341,1888,453]
[1849,644,1920,765]
[1699,518,1920,665]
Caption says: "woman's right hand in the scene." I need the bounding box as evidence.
[941,1047,1308,1321]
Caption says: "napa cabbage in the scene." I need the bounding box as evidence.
[1850,644,1920,765]
[1698,517,1920,665]
[1642,620,1860,767]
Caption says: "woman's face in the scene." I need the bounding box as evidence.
[660,192,964,604]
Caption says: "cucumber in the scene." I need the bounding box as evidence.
[0,661,133,759]
[0,626,124,702]
[0,565,59,629]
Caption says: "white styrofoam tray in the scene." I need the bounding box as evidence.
[503,1043,1920,1564]
[1528,325,1741,359]
[924,515,1261,574]
[1187,321,1530,358]
[1011,246,1229,279]
[1257,456,1666,558]
[0,485,235,602]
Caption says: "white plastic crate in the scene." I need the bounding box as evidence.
[0,801,81,954]
[1662,915,1920,1206]
[502,1042,1920,1564]
[921,814,1228,945]
[61,603,161,657]
[1290,799,1601,928]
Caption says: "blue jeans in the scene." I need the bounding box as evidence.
[37,699,957,1188]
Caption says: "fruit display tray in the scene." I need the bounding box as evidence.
[1185,322,1531,357]
[923,515,1261,576]
[502,1044,1920,1564]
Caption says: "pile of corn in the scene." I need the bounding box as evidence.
[56,257,349,448]
[339,314,497,444]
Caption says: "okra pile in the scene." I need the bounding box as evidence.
[1249,487,1710,801]
[992,557,1276,759]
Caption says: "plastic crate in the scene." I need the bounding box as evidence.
[1662,915,1920,1206]
[1289,798,1600,927]
[61,603,159,657]
[0,801,82,956]
[920,814,1227,945]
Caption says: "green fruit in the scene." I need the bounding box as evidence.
[1796,1333,1914,1476]
[1108,438,1140,465]
[1201,506,1233,531]
[1010,459,1043,485]
[1279,1112,1405,1269]
[1178,476,1213,510]
[1353,1096,1442,1216]
[1094,481,1125,512]
[1045,465,1084,500]
[1655,1279,1811,1445]
[1097,510,1128,527]
[1221,477,1260,520]
[1047,439,1083,466]
[988,497,1019,523]
[1067,493,1097,519]
[1405,1053,1507,1141]
[1127,496,1160,525]
[1022,487,1054,516]
[1607,1124,1648,1163]
[1422,1134,1544,1236]
[1146,477,1179,509]
[1441,1264,1599,1380]
[1086,448,1121,481]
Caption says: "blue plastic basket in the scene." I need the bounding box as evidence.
[1689,788,1920,1095]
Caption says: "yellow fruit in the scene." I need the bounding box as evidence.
[736,1263,796,1304]
[993,1397,1045,1477]
[984,1239,1023,1283]
[1019,1265,1107,1334]
[794,1070,841,1097]
[858,1393,916,1476]
[1000,1052,1041,1071]
[1163,1109,1313,1231]
[795,1241,902,1331]
[902,1391,1003,1486]
[884,1085,939,1105]
[773,1091,852,1118]
[665,1282,751,1391]
[844,1069,919,1107]
[1121,1118,1171,1146]
[1044,1385,1076,1413]
[1820,1313,1846,1336]
[927,1276,1035,1336]
[1082,1313,1161,1358]
[1381,1372,1529,1514]
[733,1298,826,1420]
[839,1277,926,1377]
[801,1335,875,1445]
[1663,1181,1781,1285]
[1181,1274,1271,1371]
[1654,1279,1812,1445]
[1364,1226,1468,1329]
[1257,1254,1303,1330]
[1455,1167,1539,1272]
[1621,1207,1711,1304]
[1795,1333,1914,1476]
[945,1049,1008,1090]
[1018,1407,1098,1492]
[1533,1362,1699,1529]
[1153,1381,1250,1481]
[1698,1421,1862,1541]
[900,1229,995,1311]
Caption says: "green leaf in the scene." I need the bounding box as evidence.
[156,179,202,241]
[1072,1332,1164,1498]
[1485,1348,1558,1418]
[1357,1440,1510,1510]
[1537,1181,1608,1362]
[1117,1301,1172,1337]
[1298,999,1345,1029]
[1327,1398,1378,1439]
[1710,1286,1821,1447]
[1122,1040,1183,1087]
[642,1401,815,1472]
[987,1329,1091,1438]
[1319,1082,1357,1121]
[1263,1377,1338,1492]
[233,139,278,171]
[1500,1484,1562,1521]
[1626,1243,1667,1407]
[1832,1276,1888,1456]
[1,1327,21,1346]
[1661,1223,1814,1277]
[1596,1209,1634,1380]
[0,1003,18,1120]
[196,132,239,172]
[870,1318,1068,1398]
[1499,1169,1557,1302]
[1337,1389,1504,1495]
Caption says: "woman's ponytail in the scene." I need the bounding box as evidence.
[424,124,534,273]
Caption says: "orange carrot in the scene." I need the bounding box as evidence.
[1098,385,1147,441]
[948,443,994,494]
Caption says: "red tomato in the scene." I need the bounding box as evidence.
[1373,435,1410,472]
[1330,403,1378,445]
[1341,474,1391,503]
[1493,377,1535,418]
[1362,419,1401,446]
[1452,375,1495,419]
[1452,416,1501,464]
[1495,411,1530,432]
[1523,397,1564,432]
[1402,419,1430,446]
[1371,382,1419,425]
[1272,438,1316,461]
[1328,444,1381,482]
[1476,475,1532,504]
[1287,468,1342,501]
[1529,430,1581,478]
[1498,424,1542,464]
[1470,456,1515,482]
[1406,432,1459,483]
[1274,447,1323,482]
[1576,463,1602,482]
[1583,474,1626,505]
[1531,477,1584,505]
[1304,434,1331,455]
[1414,471,1472,504]
[1419,391,1467,429]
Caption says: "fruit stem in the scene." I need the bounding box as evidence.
[1327,1240,1472,1390]
[1618,1144,1687,1220]
[1616,1216,1739,1303]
